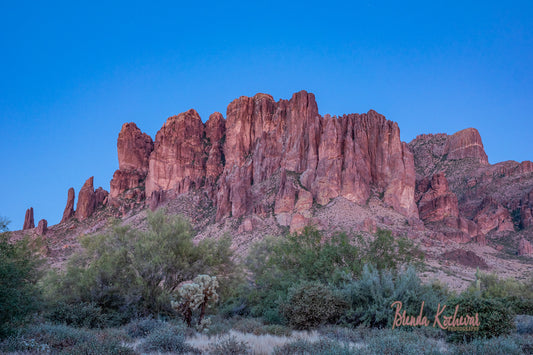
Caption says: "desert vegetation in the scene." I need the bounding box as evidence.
[1,212,532,354]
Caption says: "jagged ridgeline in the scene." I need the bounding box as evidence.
[21,91,533,256]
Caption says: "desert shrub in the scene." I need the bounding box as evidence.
[244,227,423,323]
[138,326,196,353]
[446,292,515,342]
[44,301,115,328]
[468,272,533,315]
[450,335,524,355]
[280,281,348,329]
[208,335,251,355]
[361,329,443,355]
[261,324,292,336]
[342,265,447,328]
[43,210,234,318]
[231,317,265,334]
[17,323,135,355]
[0,232,42,338]
[245,227,362,322]
[273,339,353,355]
[124,317,165,338]
[516,315,533,334]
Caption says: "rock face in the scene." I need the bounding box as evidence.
[215,91,417,223]
[61,188,75,223]
[518,238,533,256]
[417,173,459,222]
[474,197,514,235]
[443,128,489,164]
[76,177,96,220]
[146,109,211,197]
[409,128,533,240]
[36,219,47,236]
[23,207,35,230]
[520,189,533,229]
[110,123,154,199]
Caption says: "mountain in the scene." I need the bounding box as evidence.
[13,91,533,288]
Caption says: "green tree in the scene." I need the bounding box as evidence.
[44,210,234,319]
[0,219,42,338]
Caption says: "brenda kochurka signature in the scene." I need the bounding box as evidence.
[391,301,480,331]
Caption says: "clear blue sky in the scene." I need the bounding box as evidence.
[1,1,531,230]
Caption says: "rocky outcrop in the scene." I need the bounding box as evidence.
[520,189,533,229]
[23,207,34,230]
[518,238,533,256]
[76,177,96,220]
[117,122,153,172]
[442,249,488,269]
[443,128,489,164]
[145,109,209,197]
[474,197,514,234]
[36,219,47,236]
[110,123,153,199]
[61,188,75,223]
[417,173,459,222]
[215,91,417,221]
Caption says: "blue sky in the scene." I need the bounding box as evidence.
[1,1,531,229]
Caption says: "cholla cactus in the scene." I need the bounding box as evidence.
[173,275,219,327]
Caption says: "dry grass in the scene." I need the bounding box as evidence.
[186,329,320,354]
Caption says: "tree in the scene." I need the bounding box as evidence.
[44,210,234,318]
[0,219,42,338]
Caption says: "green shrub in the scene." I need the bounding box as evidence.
[361,329,443,355]
[18,323,135,355]
[468,272,533,315]
[208,335,251,355]
[138,326,196,353]
[273,339,353,355]
[281,281,348,329]
[124,317,165,338]
[446,293,515,342]
[342,265,447,328]
[244,227,422,323]
[44,301,115,328]
[450,335,524,355]
[0,233,42,338]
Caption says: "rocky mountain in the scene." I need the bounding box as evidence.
[14,91,533,287]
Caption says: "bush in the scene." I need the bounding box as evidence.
[361,329,443,355]
[446,293,515,342]
[124,317,165,338]
[273,339,353,355]
[138,326,196,353]
[244,227,422,323]
[450,335,524,355]
[280,281,348,329]
[342,265,447,328]
[208,335,251,355]
[469,272,533,315]
[12,323,135,355]
[0,233,42,338]
[44,301,115,328]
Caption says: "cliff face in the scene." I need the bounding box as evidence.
[409,128,533,246]
[101,91,417,232]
